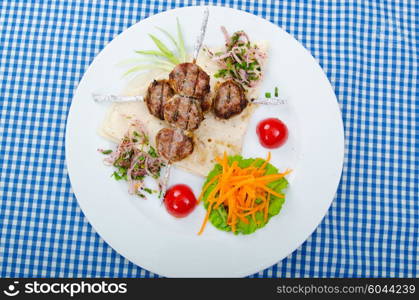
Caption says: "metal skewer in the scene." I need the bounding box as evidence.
[192,7,209,63]
[92,92,287,105]
[159,8,210,201]
[92,93,143,103]
[252,98,287,105]
[159,163,172,202]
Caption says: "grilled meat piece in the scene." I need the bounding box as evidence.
[169,62,210,99]
[213,79,248,119]
[156,128,194,162]
[144,80,175,120]
[201,91,213,113]
[163,94,204,131]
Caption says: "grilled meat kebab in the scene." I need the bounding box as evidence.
[156,128,194,162]
[212,79,248,119]
[168,62,210,100]
[163,94,203,131]
[144,79,175,120]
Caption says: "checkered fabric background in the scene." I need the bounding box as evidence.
[0,0,417,278]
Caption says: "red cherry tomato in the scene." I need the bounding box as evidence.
[256,118,288,149]
[164,184,197,218]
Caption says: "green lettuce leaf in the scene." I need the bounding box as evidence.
[201,155,288,235]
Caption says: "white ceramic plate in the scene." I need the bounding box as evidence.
[66,6,344,277]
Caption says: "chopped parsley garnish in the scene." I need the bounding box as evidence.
[264,87,280,98]
[148,146,158,158]
[101,149,113,155]
[143,188,153,194]
[214,69,228,78]
[112,170,127,181]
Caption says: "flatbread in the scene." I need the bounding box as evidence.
[98,43,267,177]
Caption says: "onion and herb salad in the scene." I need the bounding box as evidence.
[99,121,166,198]
[198,153,290,235]
[204,27,266,88]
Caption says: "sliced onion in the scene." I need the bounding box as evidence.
[221,26,230,45]
[212,52,231,61]
[231,49,242,64]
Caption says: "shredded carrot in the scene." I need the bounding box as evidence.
[197,174,221,202]
[255,184,285,199]
[198,152,291,235]
[258,152,271,171]
[263,192,269,221]
[253,171,291,182]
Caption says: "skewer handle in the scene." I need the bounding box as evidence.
[160,163,172,202]
[92,93,144,103]
[192,7,210,63]
[252,98,288,105]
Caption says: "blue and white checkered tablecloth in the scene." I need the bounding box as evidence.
[0,0,417,278]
